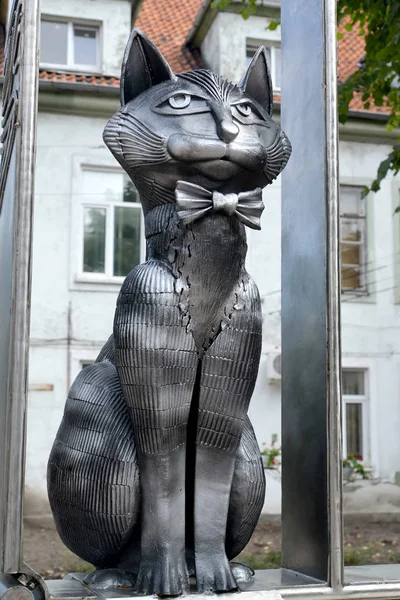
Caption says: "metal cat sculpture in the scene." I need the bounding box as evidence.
[47,29,291,597]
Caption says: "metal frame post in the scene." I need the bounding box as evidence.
[281,0,343,585]
[0,0,40,576]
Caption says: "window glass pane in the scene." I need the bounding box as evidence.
[74,26,98,66]
[341,265,361,289]
[340,187,362,215]
[113,207,141,276]
[123,176,140,203]
[40,20,68,65]
[81,169,121,201]
[274,47,281,89]
[346,402,363,458]
[343,370,365,395]
[341,242,361,265]
[83,207,106,273]
[81,361,94,369]
[341,220,362,243]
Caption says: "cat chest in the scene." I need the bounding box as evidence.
[144,204,248,351]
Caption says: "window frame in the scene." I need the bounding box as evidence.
[339,184,368,295]
[342,368,369,463]
[246,39,281,92]
[78,168,143,283]
[40,16,101,74]
[70,157,145,290]
[70,349,101,387]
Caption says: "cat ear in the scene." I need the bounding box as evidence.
[240,47,273,116]
[120,28,176,106]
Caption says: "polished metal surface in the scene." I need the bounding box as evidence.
[47,29,291,597]
[324,0,344,590]
[0,0,40,574]
[281,0,330,581]
[45,566,400,600]
[0,1,22,571]
[46,579,96,600]
[0,575,34,600]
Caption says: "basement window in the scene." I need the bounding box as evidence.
[40,18,101,73]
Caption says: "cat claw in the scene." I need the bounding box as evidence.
[83,568,137,590]
[134,554,189,597]
[230,562,255,583]
[196,555,238,594]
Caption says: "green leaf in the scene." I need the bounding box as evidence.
[344,22,353,31]
[361,186,370,199]
[268,20,280,31]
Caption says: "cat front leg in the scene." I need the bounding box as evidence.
[194,279,262,594]
[114,259,198,596]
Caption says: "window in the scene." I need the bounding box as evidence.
[40,19,100,72]
[81,361,94,370]
[342,369,368,460]
[340,186,367,293]
[246,40,281,91]
[79,169,143,281]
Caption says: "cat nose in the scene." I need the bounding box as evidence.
[218,119,239,143]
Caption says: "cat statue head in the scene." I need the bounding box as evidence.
[103,28,291,212]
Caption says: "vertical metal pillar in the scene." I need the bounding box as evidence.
[281,0,343,586]
[0,0,40,576]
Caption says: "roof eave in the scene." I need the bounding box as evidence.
[186,0,280,47]
[37,78,120,95]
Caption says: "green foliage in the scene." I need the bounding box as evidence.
[238,551,282,570]
[267,20,280,31]
[260,440,281,468]
[343,453,368,479]
[211,0,400,195]
[240,542,400,571]
[337,0,400,196]
[211,0,258,19]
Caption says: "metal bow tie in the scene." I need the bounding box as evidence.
[175,180,264,230]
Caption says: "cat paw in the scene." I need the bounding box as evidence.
[196,554,238,594]
[83,569,136,590]
[134,553,189,596]
[230,562,255,584]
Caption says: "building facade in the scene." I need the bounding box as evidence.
[12,0,400,519]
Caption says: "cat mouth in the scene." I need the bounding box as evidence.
[167,134,267,172]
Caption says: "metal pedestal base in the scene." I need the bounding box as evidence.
[42,567,400,600]
[44,571,321,600]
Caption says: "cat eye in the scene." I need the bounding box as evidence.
[236,103,252,117]
[169,94,191,109]
[231,101,271,128]
[152,93,210,116]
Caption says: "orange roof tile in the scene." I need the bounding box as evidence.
[338,19,389,114]
[38,70,120,88]
[135,0,205,72]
